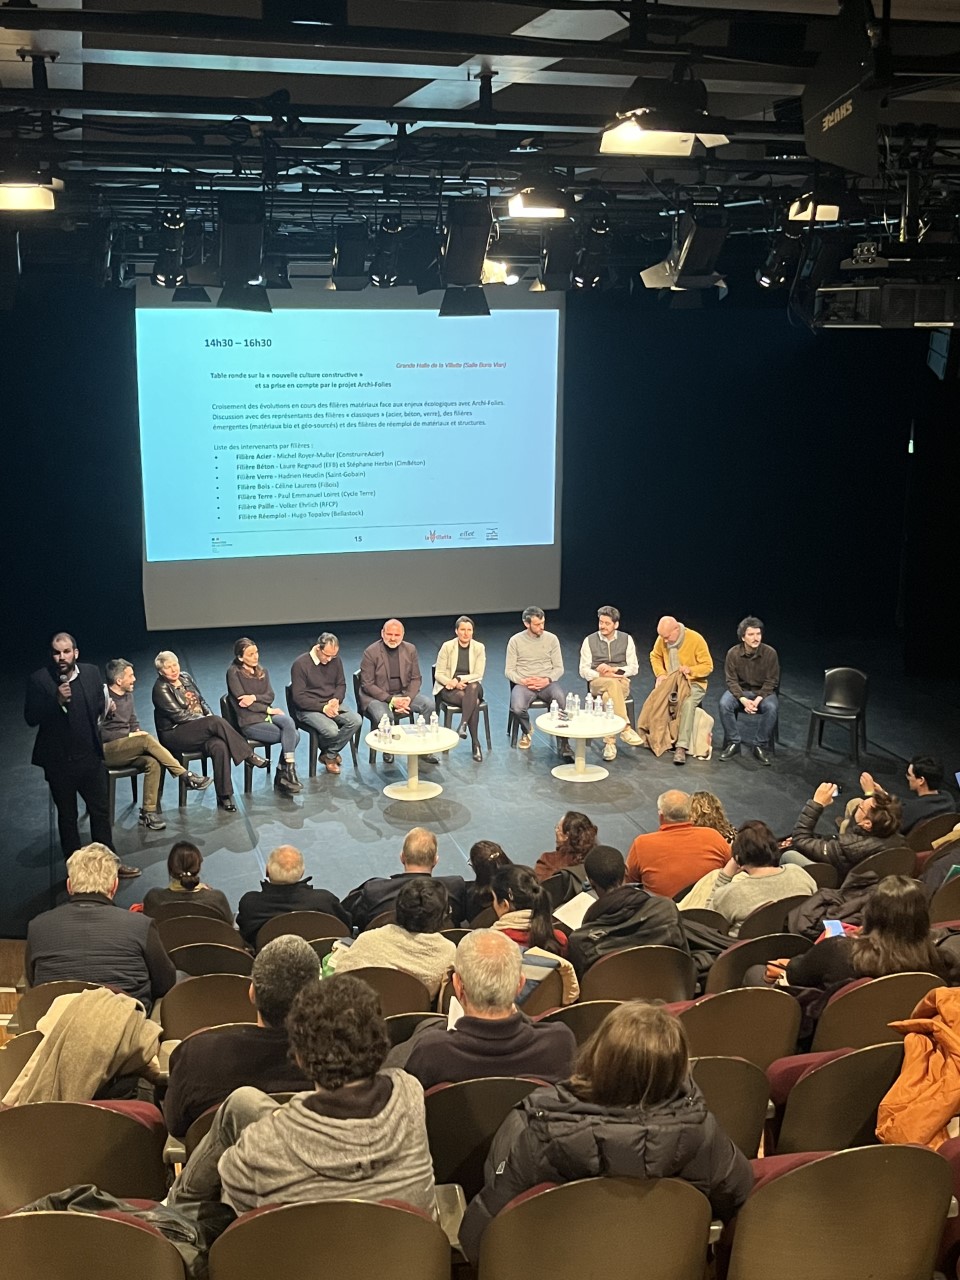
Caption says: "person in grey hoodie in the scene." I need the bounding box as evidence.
[167,974,436,1219]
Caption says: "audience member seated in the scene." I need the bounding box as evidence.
[849,760,954,837]
[163,935,320,1137]
[781,781,904,875]
[152,649,268,812]
[26,842,176,1010]
[226,637,302,795]
[690,790,737,844]
[236,844,350,948]
[142,841,234,924]
[566,845,688,977]
[490,865,579,1004]
[463,840,513,923]
[703,821,817,937]
[167,974,436,1218]
[389,930,576,1088]
[458,1002,753,1265]
[328,880,456,999]
[343,827,466,929]
[534,810,598,883]
[625,790,729,899]
[760,875,954,991]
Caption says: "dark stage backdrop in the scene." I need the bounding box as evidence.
[2,282,950,666]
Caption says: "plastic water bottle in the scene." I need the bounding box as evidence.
[584,692,594,715]
[378,714,390,742]
[429,710,439,734]
[564,693,573,715]
[416,714,426,736]
[605,695,615,720]
[549,699,559,722]
[573,693,581,716]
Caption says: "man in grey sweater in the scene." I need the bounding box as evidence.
[505,606,572,758]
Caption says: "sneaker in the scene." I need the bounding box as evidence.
[602,741,617,762]
[518,732,532,750]
[116,863,142,878]
[138,809,166,831]
[620,728,643,747]
[184,771,213,790]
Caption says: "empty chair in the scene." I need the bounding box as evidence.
[929,876,960,924]
[425,1076,542,1200]
[477,1176,712,1280]
[536,1000,621,1045]
[690,1056,769,1157]
[341,966,433,1016]
[0,1211,187,1280]
[158,974,258,1042]
[209,1201,450,1280]
[854,845,916,880]
[579,946,697,1003]
[907,812,960,853]
[219,694,272,793]
[804,666,869,765]
[168,943,254,977]
[681,908,730,934]
[811,971,943,1052]
[726,1145,952,1280]
[0,1100,168,1211]
[16,981,100,1033]
[737,896,813,941]
[0,1030,43,1096]
[256,910,350,948]
[705,933,811,995]
[144,899,230,924]
[805,863,840,890]
[775,1042,904,1155]
[680,988,801,1070]
[157,916,246,953]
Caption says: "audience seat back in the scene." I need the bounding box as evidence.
[0,1210,186,1280]
[158,974,258,1041]
[810,971,943,1052]
[680,988,801,1069]
[775,1042,904,1155]
[579,945,697,1003]
[690,1056,769,1157]
[256,910,350,948]
[425,1076,542,1200]
[16,981,100,1033]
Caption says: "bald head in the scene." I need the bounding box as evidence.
[265,844,305,884]
[401,827,438,870]
[657,616,682,644]
[381,618,405,648]
[658,790,692,823]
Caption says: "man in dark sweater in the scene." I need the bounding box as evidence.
[718,615,780,767]
[25,842,176,1009]
[236,844,351,948]
[343,828,466,928]
[164,935,319,1136]
[567,845,689,978]
[101,658,212,831]
[289,631,362,776]
[389,929,575,1088]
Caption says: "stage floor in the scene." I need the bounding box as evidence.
[4,618,958,939]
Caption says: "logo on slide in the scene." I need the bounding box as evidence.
[426,530,452,543]
[459,530,476,541]
[486,528,499,542]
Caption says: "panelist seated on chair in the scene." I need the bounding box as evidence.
[579,604,644,762]
[227,637,302,795]
[649,615,713,767]
[236,844,351,948]
[434,614,486,762]
[387,929,577,1088]
[142,841,234,925]
[505,606,572,760]
[152,650,269,813]
[101,658,212,832]
[718,615,780,767]
[343,827,466,930]
[26,842,176,1011]
[359,618,437,765]
[163,935,319,1137]
[289,631,363,777]
[780,782,904,875]
[458,1001,754,1266]
[165,974,437,1219]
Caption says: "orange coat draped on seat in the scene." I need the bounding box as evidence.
[876,985,960,1150]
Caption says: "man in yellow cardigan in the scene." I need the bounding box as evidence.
[649,616,714,765]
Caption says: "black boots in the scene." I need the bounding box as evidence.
[274,759,303,794]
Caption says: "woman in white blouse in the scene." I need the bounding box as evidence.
[434,615,486,762]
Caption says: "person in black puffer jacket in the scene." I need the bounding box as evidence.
[459,1002,752,1265]
[781,782,904,878]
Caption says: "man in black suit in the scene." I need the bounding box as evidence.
[343,827,466,928]
[24,632,139,877]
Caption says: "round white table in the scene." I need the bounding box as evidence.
[365,725,460,800]
[535,710,628,782]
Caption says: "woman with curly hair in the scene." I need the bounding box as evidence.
[168,974,436,1219]
[534,811,598,883]
[690,791,737,844]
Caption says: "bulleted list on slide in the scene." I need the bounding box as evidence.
[137,308,559,563]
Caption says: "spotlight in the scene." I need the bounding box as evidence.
[151,209,187,287]
[538,226,576,291]
[507,178,568,220]
[600,76,729,157]
[788,177,844,223]
[331,220,369,291]
[572,215,612,290]
[756,226,802,289]
[439,285,490,318]
[640,210,728,295]
[441,200,493,287]
[369,203,402,287]
[171,281,212,304]
[481,259,519,286]
[217,282,272,313]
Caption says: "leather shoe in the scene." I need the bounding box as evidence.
[249,754,269,769]
[217,796,237,812]
[458,724,469,740]
[185,771,213,790]
[138,809,166,831]
[321,754,341,774]
[116,863,141,879]
[560,740,575,763]
[472,744,483,762]
[422,754,440,765]
[673,746,687,765]
[754,745,774,766]
[382,752,395,765]
[719,742,741,761]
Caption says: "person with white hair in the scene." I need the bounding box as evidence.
[236,844,351,947]
[25,843,176,1009]
[392,929,576,1089]
[152,649,269,812]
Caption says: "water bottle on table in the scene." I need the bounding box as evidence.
[378,714,390,742]
[429,710,439,734]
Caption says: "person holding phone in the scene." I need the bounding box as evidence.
[780,781,904,876]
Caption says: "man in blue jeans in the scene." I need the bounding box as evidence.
[289,632,363,775]
[718,615,779,767]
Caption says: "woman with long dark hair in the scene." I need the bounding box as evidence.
[226,637,302,795]
[534,811,598,883]
[490,865,579,1005]
[464,840,513,923]
[459,1001,752,1265]
[142,841,234,924]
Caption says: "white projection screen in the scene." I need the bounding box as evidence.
[136,283,564,629]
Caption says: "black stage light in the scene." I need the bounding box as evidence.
[369,204,402,287]
[331,220,369,291]
[217,282,272,312]
[439,285,490,317]
[440,199,493,288]
[219,193,266,287]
